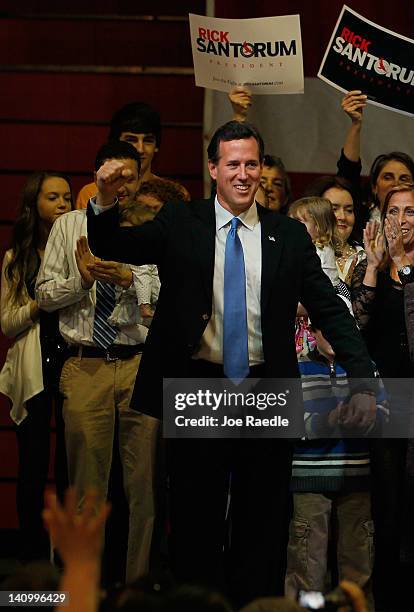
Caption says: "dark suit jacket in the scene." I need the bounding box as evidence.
[404,282,414,363]
[87,198,375,418]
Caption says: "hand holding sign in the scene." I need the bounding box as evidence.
[341,90,367,125]
[318,5,414,117]
[229,86,252,122]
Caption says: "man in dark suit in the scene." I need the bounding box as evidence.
[84,121,376,605]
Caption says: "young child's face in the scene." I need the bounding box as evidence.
[296,210,318,241]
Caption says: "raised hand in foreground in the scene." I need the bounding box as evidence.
[43,487,110,612]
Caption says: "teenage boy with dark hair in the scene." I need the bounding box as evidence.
[76,102,189,208]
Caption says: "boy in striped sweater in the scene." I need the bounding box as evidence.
[285,329,385,611]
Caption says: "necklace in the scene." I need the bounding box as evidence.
[336,243,356,272]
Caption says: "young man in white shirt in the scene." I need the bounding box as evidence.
[36,140,159,582]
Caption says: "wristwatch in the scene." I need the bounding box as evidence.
[397,265,414,285]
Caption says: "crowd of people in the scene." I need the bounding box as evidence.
[1,88,414,612]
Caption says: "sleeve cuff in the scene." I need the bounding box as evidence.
[361,283,377,291]
[89,196,118,215]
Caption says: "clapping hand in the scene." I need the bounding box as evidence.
[87,259,133,288]
[75,236,97,289]
[363,220,385,270]
[76,237,132,288]
[384,216,407,268]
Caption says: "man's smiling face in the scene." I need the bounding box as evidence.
[208,137,262,216]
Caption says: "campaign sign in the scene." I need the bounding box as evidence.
[318,5,414,117]
[189,13,304,95]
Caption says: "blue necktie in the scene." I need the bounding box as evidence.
[93,281,117,349]
[223,217,249,381]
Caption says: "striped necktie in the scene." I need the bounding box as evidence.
[93,281,117,349]
[223,217,249,381]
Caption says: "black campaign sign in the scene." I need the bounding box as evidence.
[318,5,414,117]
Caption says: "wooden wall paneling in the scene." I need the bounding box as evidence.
[0,431,18,479]
[0,483,18,529]
[0,224,13,256]
[0,175,28,222]
[0,123,203,179]
[0,333,12,376]
[2,1,205,17]
[0,73,203,123]
[0,394,13,427]
[0,19,193,67]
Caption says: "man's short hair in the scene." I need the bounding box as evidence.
[94,140,141,175]
[207,120,264,165]
[108,102,161,147]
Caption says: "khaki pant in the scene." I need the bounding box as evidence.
[285,491,374,611]
[60,354,159,580]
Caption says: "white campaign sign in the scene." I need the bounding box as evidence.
[189,13,304,95]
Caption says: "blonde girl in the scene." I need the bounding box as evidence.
[289,197,340,288]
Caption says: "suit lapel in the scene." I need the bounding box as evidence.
[191,198,216,305]
[259,206,284,315]
[189,200,284,313]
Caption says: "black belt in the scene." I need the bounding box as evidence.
[68,344,144,362]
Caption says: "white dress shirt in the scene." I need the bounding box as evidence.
[196,197,264,365]
[35,209,147,346]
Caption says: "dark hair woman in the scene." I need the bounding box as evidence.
[0,172,72,561]
[304,174,369,287]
